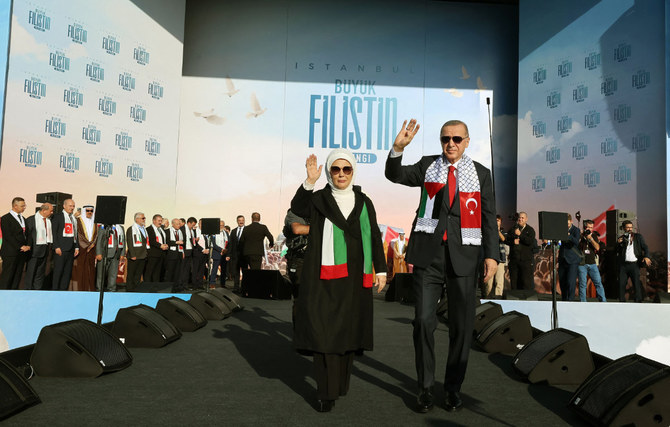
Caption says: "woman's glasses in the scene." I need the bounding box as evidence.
[330,166,353,175]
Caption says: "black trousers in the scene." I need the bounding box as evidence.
[231,256,243,289]
[413,244,476,392]
[25,253,48,290]
[52,249,75,290]
[558,260,579,301]
[619,261,643,302]
[179,250,194,286]
[508,257,534,290]
[192,254,207,286]
[126,258,145,291]
[164,254,182,283]
[0,253,27,289]
[245,255,263,270]
[145,254,165,282]
[313,352,354,400]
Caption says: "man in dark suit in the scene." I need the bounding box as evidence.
[558,214,581,301]
[51,199,80,290]
[192,221,211,289]
[506,212,536,290]
[146,214,168,282]
[226,215,245,293]
[165,218,184,286]
[385,119,498,413]
[240,212,274,270]
[125,212,148,291]
[95,224,125,291]
[178,217,197,290]
[24,203,54,289]
[209,220,229,286]
[0,197,31,289]
[616,220,651,302]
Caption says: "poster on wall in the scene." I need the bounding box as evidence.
[0,0,183,220]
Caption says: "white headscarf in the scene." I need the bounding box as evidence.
[325,149,357,217]
[82,205,95,240]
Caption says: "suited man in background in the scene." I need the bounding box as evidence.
[178,217,198,290]
[506,212,536,290]
[165,218,184,286]
[126,212,148,291]
[146,214,168,282]
[385,119,498,413]
[95,224,125,292]
[558,214,581,301]
[209,220,229,286]
[51,199,79,290]
[226,215,245,293]
[616,220,651,302]
[0,197,31,289]
[240,212,274,270]
[24,203,54,290]
[192,220,210,289]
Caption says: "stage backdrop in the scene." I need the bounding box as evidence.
[517,0,667,279]
[178,0,519,237]
[0,0,184,219]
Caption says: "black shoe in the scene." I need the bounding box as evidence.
[445,391,463,412]
[316,399,334,412]
[416,388,434,413]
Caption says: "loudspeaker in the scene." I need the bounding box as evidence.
[384,273,415,304]
[200,218,220,235]
[31,319,132,377]
[130,281,174,293]
[569,354,670,426]
[0,358,40,420]
[242,270,291,299]
[513,328,594,385]
[35,192,72,209]
[209,288,244,312]
[155,297,207,332]
[538,211,568,241]
[94,195,127,225]
[503,289,539,300]
[189,291,232,320]
[475,311,533,355]
[654,290,670,303]
[473,302,503,336]
[606,209,636,249]
[112,304,181,348]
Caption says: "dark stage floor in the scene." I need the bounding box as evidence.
[5,293,588,426]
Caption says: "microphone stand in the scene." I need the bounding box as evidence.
[96,225,113,325]
[549,240,559,329]
[486,97,496,193]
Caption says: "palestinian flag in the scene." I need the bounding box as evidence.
[320,203,374,287]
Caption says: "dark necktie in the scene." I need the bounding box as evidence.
[443,166,456,241]
[43,217,48,240]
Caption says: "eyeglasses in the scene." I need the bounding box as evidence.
[330,166,353,175]
[85,209,93,212]
[440,136,467,144]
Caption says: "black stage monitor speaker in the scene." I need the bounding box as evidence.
[112,304,181,348]
[606,209,636,249]
[155,297,207,332]
[0,358,41,420]
[95,195,127,225]
[384,273,414,304]
[31,319,132,377]
[503,289,539,301]
[35,192,72,208]
[513,328,594,385]
[538,211,568,241]
[189,291,232,320]
[473,302,503,336]
[242,270,291,300]
[569,354,670,426]
[654,289,670,303]
[475,311,533,355]
[200,218,220,235]
[130,281,174,293]
[209,288,244,312]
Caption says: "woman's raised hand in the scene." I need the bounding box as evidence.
[305,154,322,185]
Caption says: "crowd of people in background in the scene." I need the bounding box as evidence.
[0,196,275,294]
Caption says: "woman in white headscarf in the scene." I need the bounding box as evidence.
[290,148,387,412]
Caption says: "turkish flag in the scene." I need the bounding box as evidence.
[64,223,74,234]
[459,192,481,228]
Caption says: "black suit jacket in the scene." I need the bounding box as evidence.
[228,226,244,260]
[506,225,536,262]
[616,232,649,265]
[51,212,79,252]
[126,225,148,259]
[0,212,28,257]
[146,225,167,257]
[240,222,274,257]
[385,153,498,274]
[25,214,51,258]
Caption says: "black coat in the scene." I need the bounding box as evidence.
[240,222,274,257]
[0,212,28,257]
[290,184,386,354]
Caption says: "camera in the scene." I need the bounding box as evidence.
[583,229,591,236]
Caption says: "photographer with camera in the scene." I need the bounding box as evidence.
[616,220,651,302]
[506,212,536,290]
[577,219,606,302]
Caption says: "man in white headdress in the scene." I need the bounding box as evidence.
[390,230,408,280]
[71,205,98,291]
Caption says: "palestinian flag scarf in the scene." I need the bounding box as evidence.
[414,154,483,245]
[320,202,374,287]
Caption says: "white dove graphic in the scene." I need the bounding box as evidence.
[460,66,470,80]
[193,108,225,125]
[223,76,239,97]
[444,88,464,98]
[475,76,488,93]
[246,93,267,118]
